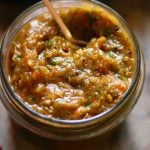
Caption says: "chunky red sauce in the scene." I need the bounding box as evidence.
[9,7,135,120]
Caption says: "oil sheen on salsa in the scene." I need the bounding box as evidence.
[9,7,135,120]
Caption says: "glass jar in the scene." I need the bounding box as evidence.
[0,0,145,140]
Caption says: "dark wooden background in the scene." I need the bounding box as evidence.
[0,0,150,150]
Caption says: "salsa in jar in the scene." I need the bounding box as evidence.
[9,7,135,120]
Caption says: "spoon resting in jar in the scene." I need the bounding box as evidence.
[43,0,87,46]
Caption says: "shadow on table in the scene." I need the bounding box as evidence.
[9,118,137,150]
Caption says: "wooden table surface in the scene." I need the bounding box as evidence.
[0,0,150,150]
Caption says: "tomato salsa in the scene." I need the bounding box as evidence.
[9,7,135,120]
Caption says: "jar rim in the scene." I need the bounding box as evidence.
[0,0,141,127]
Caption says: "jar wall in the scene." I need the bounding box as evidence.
[0,0,145,140]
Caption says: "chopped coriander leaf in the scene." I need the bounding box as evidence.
[86,103,92,108]
[108,51,117,58]
[50,57,63,66]
[29,97,36,103]
[115,73,124,80]
[104,27,113,36]
[67,73,74,78]
[65,58,73,63]
[87,95,92,100]
[50,60,57,66]
[46,39,55,46]
[32,97,36,101]
[14,67,21,73]
[12,54,22,61]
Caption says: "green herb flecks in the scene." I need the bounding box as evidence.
[104,27,113,36]
[50,57,63,66]
[46,39,55,47]
[86,103,92,108]
[115,73,124,80]
[87,95,93,100]
[12,54,22,61]
[65,57,73,63]
[108,51,117,58]
[29,96,36,103]
[50,60,57,66]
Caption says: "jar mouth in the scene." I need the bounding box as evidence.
[0,0,141,127]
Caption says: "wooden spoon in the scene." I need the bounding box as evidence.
[43,0,87,46]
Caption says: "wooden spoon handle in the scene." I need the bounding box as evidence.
[43,0,73,41]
